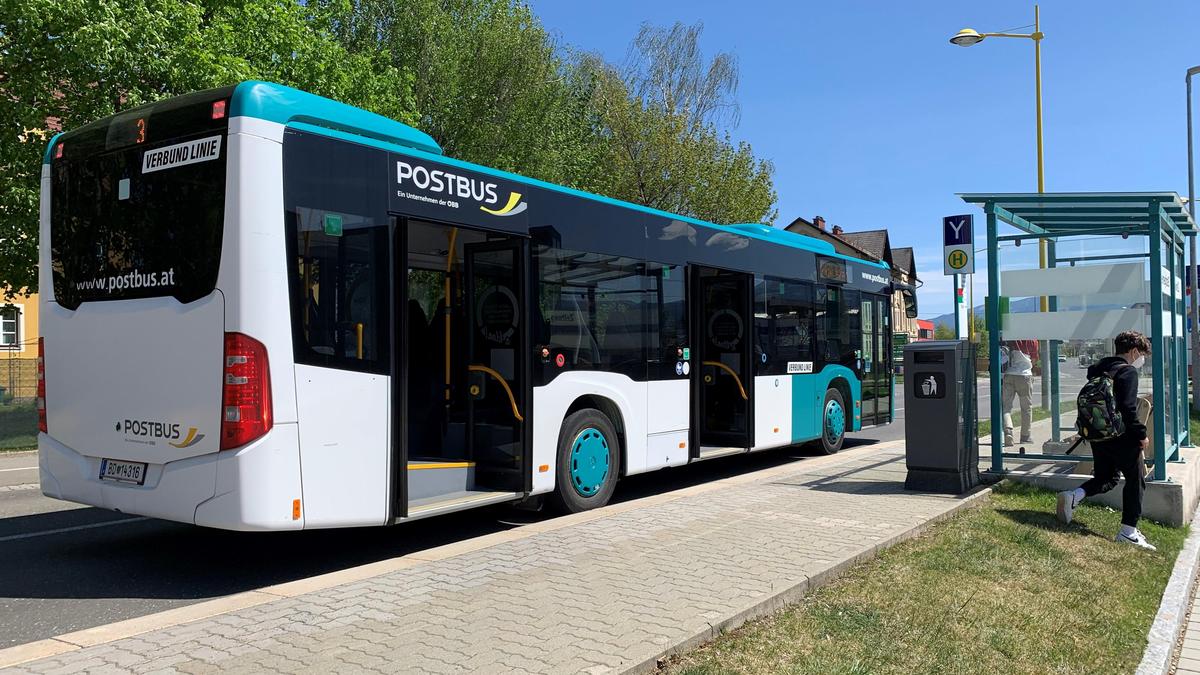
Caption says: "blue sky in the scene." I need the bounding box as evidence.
[527,1,1200,318]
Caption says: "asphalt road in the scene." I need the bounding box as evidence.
[0,438,904,650]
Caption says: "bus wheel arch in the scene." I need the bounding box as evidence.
[551,404,622,513]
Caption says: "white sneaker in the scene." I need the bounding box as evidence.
[1115,529,1157,551]
[1056,491,1075,524]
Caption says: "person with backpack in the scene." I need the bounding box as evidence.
[1056,330,1154,550]
[1000,339,1037,446]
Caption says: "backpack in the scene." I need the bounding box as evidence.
[1074,364,1130,444]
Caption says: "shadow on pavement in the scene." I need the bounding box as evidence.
[0,441,884,604]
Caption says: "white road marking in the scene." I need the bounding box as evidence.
[0,517,149,544]
[0,466,37,473]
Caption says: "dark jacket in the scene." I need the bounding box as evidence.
[1087,356,1147,442]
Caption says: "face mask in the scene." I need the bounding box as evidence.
[1131,355,1145,369]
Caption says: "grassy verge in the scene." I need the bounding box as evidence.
[0,402,37,452]
[1191,407,1200,446]
[978,401,1076,439]
[669,483,1185,675]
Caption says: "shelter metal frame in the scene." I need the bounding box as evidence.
[958,192,1197,481]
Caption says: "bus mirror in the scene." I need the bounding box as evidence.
[902,288,918,319]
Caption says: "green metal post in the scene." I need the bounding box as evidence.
[1149,212,1168,482]
[987,206,1004,473]
[1048,239,1060,442]
[1176,225,1185,456]
[1181,235,1192,448]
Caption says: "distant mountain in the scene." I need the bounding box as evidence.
[929,297,1040,328]
[929,295,1135,328]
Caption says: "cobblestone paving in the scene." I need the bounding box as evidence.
[9,448,975,674]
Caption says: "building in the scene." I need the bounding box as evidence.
[784,215,921,341]
[2,291,39,400]
[915,319,935,340]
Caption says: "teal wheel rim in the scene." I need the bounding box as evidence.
[824,399,845,445]
[570,427,610,497]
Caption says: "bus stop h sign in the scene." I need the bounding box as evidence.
[943,215,974,275]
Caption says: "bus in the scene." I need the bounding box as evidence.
[37,82,915,530]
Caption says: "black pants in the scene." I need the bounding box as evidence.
[1080,439,1145,527]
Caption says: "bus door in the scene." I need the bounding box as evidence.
[690,266,755,452]
[463,239,529,493]
[873,294,892,424]
[397,221,528,518]
[859,294,891,426]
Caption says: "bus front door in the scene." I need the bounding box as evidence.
[691,266,755,453]
[463,239,529,493]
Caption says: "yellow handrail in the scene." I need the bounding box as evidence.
[468,364,525,422]
[702,360,748,400]
[355,323,363,360]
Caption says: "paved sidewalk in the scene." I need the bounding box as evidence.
[4,445,984,674]
[1172,570,1200,673]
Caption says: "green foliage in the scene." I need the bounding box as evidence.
[1,3,779,296]
[329,0,607,190]
[582,22,777,224]
[0,0,415,297]
[933,323,955,340]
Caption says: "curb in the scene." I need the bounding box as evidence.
[621,482,994,674]
[1137,502,1200,675]
[0,440,902,670]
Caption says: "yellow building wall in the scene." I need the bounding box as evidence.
[2,291,39,399]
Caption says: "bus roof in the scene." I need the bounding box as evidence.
[46,81,887,270]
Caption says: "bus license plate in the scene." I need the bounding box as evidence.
[99,459,147,485]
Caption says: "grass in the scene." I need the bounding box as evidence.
[1191,407,1200,446]
[668,482,1186,675]
[0,402,37,452]
[978,401,1077,439]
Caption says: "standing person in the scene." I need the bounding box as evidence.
[1056,331,1154,550]
[1000,339,1036,446]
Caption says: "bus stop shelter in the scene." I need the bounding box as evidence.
[959,192,1196,482]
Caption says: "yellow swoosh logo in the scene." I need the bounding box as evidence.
[480,192,524,216]
[169,427,204,448]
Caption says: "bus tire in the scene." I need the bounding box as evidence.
[550,409,619,513]
[818,387,847,455]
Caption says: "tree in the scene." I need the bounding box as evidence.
[328,0,608,190]
[0,0,415,298]
[934,324,956,340]
[584,21,777,224]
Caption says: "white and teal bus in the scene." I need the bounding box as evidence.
[37,82,913,530]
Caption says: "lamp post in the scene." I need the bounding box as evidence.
[1188,65,1200,411]
[951,5,1049,406]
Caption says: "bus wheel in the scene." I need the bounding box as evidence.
[551,409,619,513]
[819,388,847,455]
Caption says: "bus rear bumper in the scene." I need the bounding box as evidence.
[38,424,304,532]
[39,432,220,525]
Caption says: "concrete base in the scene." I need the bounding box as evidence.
[982,447,1200,527]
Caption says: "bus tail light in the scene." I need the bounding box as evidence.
[221,332,272,450]
[37,338,47,433]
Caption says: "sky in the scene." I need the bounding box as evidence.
[527,0,1200,319]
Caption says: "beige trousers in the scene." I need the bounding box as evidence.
[1001,373,1033,443]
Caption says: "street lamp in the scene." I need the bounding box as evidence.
[950,5,1050,405]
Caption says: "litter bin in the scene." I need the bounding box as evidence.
[903,340,978,493]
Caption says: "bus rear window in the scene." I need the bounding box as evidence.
[50,132,227,309]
